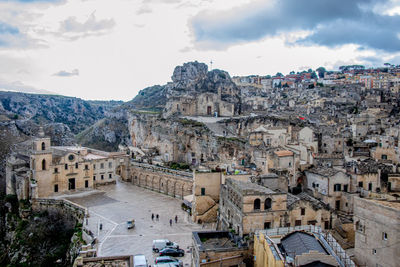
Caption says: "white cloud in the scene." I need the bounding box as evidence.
[0,0,398,101]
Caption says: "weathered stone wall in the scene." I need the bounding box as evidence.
[128,162,193,199]
[353,197,400,267]
[31,198,88,222]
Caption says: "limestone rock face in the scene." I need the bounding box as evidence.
[171,61,208,86]
[127,61,241,116]
[0,91,122,134]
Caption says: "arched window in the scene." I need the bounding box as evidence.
[42,159,46,170]
[41,142,46,151]
[254,198,261,210]
[265,198,272,210]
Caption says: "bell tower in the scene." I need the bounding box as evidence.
[30,127,53,198]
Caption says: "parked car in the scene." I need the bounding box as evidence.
[153,263,180,267]
[159,247,185,257]
[133,254,147,267]
[154,256,182,267]
[152,239,179,252]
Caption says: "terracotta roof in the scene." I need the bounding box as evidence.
[274,150,293,157]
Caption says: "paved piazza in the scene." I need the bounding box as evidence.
[67,179,206,266]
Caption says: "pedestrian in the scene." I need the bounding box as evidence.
[169,219,172,226]
[175,215,178,223]
[151,213,154,221]
[156,214,159,221]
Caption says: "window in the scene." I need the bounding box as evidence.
[109,173,112,179]
[343,184,348,192]
[295,220,302,226]
[54,184,58,193]
[201,188,205,196]
[368,183,372,191]
[93,176,96,181]
[75,162,78,169]
[100,163,104,169]
[41,159,46,170]
[54,168,58,173]
[264,198,272,210]
[93,164,96,170]
[334,184,341,192]
[254,199,261,210]
[85,164,89,170]
[288,162,292,167]
[301,208,305,216]
[264,222,271,229]
[358,181,363,188]
[382,232,388,240]
[65,164,68,170]
[108,162,112,168]
[85,180,89,188]
[372,249,377,255]
[312,182,316,188]
[101,175,104,180]
[381,154,387,160]
[41,142,46,151]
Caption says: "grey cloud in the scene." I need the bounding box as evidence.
[57,13,115,40]
[190,0,400,52]
[0,79,54,95]
[136,6,152,15]
[52,69,79,77]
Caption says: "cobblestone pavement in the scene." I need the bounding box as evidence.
[67,179,206,266]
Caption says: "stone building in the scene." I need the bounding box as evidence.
[219,179,332,236]
[305,168,350,211]
[6,129,129,199]
[353,197,400,267]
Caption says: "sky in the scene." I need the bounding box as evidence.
[0,0,400,101]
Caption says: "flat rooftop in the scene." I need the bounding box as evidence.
[367,198,400,210]
[192,231,248,252]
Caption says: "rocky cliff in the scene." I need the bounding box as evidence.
[0,91,122,134]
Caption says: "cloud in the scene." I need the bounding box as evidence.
[0,79,54,94]
[57,13,115,40]
[136,5,152,15]
[52,69,79,77]
[190,0,400,52]
[0,21,46,49]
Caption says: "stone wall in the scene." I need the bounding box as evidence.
[128,162,193,199]
[31,198,88,222]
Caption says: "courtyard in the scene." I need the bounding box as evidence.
[67,179,206,266]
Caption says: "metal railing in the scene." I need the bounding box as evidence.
[257,225,356,267]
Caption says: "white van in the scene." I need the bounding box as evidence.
[152,239,179,252]
[133,254,148,267]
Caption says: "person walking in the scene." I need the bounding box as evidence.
[175,215,178,224]
[151,213,154,221]
[169,219,172,226]
[156,214,159,221]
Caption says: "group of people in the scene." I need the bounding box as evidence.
[151,213,178,226]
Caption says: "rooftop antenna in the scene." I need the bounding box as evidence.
[210,60,213,70]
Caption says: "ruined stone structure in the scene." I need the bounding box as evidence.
[128,162,193,199]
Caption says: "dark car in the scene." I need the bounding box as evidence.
[159,247,185,257]
[154,256,183,267]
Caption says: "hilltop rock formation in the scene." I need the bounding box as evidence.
[125,61,241,117]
